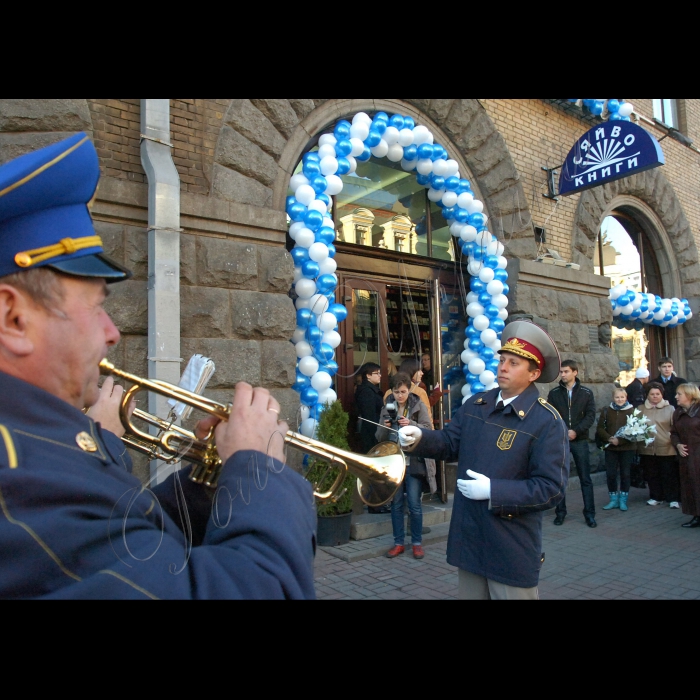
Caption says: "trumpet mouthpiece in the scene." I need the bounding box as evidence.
[99,358,115,374]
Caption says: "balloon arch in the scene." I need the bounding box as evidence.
[285,111,509,437]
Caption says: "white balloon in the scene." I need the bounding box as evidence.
[317,388,337,406]
[307,200,327,215]
[416,159,434,175]
[371,140,389,158]
[295,340,313,358]
[442,191,458,208]
[466,291,479,304]
[309,294,329,315]
[618,102,633,117]
[661,298,672,312]
[289,221,306,237]
[412,125,431,145]
[428,188,446,202]
[349,138,365,157]
[387,143,404,162]
[457,192,474,209]
[467,260,483,277]
[322,330,341,349]
[293,266,302,283]
[485,381,499,391]
[620,304,633,315]
[321,216,334,229]
[295,228,314,248]
[479,370,495,386]
[653,310,665,320]
[631,294,643,310]
[317,144,336,160]
[401,159,417,171]
[468,358,486,375]
[479,267,495,284]
[490,339,502,352]
[432,159,448,176]
[352,112,373,126]
[295,297,311,309]
[308,242,329,263]
[318,134,337,147]
[300,418,318,438]
[487,241,505,257]
[346,156,357,174]
[318,257,337,275]
[311,371,333,392]
[299,404,310,421]
[298,355,319,377]
[460,225,478,243]
[317,312,338,332]
[462,396,470,405]
[492,294,509,309]
[475,231,491,247]
[295,278,316,298]
[480,329,497,346]
[349,121,370,141]
[451,222,466,237]
[295,184,315,206]
[461,384,472,397]
[496,256,508,269]
[289,173,309,191]
[609,284,625,300]
[324,174,343,196]
[292,328,305,344]
[473,314,490,331]
[319,156,338,176]
[461,349,474,364]
[444,159,459,177]
[487,280,504,296]
[497,308,508,320]
[383,126,400,146]
[398,128,414,147]
[467,302,484,318]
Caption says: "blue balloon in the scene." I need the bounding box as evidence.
[336,157,350,175]
[366,130,382,147]
[316,342,334,362]
[304,209,324,231]
[631,309,642,318]
[356,146,372,162]
[460,179,471,190]
[372,122,387,137]
[478,292,491,305]
[320,360,338,376]
[430,174,445,190]
[374,112,389,122]
[609,113,622,121]
[403,144,418,161]
[305,324,322,344]
[489,318,505,333]
[296,308,312,326]
[326,243,336,258]
[487,359,500,374]
[328,303,347,322]
[286,195,297,211]
[300,386,319,406]
[442,206,456,220]
[455,208,470,223]
[617,294,629,306]
[607,99,620,113]
[303,152,320,163]
[462,241,475,257]
[471,246,484,261]
[335,139,352,157]
[288,202,307,222]
[590,101,604,116]
[468,338,484,352]
[309,403,326,420]
[469,212,485,227]
[466,372,479,384]
[502,283,510,295]
[389,114,405,129]
[403,116,415,130]
[316,227,335,245]
[610,299,617,310]
[316,274,337,294]
[493,268,508,282]
[484,255,499,269]
[481,346,495,361]
[431,144,445,161]
[664,312,673,321]
[444,176,460,192]
[290,247,309,265]
[471,381,486,394]
[485,304,499,318]
[416,172,431,187]
[466,325,481,338]
[309,175,328,194]
[302,161,321,178]
[417,143,434,160]
[470,278,485,293]
[301,260,320,279]
[334,120,351,140]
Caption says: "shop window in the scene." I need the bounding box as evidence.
[653,99,678,129]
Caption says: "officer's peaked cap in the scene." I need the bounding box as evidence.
[500,319,561,384]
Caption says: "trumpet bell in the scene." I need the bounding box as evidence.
[358,442,406,507]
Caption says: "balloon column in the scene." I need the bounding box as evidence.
[609,284,693,330]
[566,99,634,120]
[287,111,510,436]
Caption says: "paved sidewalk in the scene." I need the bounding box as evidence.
[314,481,700,599]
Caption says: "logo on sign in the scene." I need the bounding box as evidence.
[558,121,664,196]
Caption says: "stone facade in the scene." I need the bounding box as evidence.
[3,98,700,484]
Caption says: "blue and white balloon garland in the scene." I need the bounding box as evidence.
[610,284,693,330]
[566,99,634,120]
[287,111,510,435]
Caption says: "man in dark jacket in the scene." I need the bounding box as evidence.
[653,357,687,407]
[548,360,597,528]
[625,367,649,407]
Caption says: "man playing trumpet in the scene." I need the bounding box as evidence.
[0,134,316,599]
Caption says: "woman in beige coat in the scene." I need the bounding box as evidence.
[638,382,680,508]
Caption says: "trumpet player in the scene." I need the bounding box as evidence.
[0,134,316,599]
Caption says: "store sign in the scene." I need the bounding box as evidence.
[558,121,664,196]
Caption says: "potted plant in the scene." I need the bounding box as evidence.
[305,400,356,547]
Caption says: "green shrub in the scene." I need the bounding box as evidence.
[305,400,356,517]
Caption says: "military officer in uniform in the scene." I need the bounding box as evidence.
[0,133,316,599]
[398,320,569,599]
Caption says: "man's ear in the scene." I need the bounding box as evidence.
[0,285,36,357]
[530,367,542,383]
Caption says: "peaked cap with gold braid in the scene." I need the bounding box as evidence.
[500,319,561,383]
[0,133,130,281]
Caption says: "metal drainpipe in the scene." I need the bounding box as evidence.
[140,99,182,485]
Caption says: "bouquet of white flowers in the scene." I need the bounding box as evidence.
[605,408,657,448]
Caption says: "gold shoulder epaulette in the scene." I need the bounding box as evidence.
[538,397,562,421]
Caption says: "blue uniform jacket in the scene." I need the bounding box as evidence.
[411,383,569,588]
[0,371,317,599]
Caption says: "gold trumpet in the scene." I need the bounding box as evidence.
[99,359,405,507]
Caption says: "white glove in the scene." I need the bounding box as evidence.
[457,469,491,500]
[398,425,422,448]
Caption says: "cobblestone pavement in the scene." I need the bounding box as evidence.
[314,481,700,599]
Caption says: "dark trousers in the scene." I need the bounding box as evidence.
[556,440,595,518]
[640,454,680,503]
[605,450,635,492]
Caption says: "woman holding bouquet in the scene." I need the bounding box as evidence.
[639,382,680,508]
[671,383,700,528]
[597,387,636,511]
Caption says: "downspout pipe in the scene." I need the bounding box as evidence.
[140,99,181,484]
